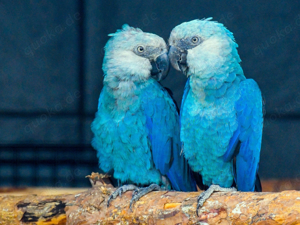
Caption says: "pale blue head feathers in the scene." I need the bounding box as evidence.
[103,24,168,82]
[168,18,243,80]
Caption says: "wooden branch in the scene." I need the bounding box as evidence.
[1,185,300,224]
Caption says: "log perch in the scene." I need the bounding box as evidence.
[1,186,300,224]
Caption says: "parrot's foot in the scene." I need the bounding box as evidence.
[107,184,138,207]
[196,184,237,216]
[129,184,165,210]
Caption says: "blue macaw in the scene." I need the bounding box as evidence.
[91,24,197,209]
[168,18,263,213]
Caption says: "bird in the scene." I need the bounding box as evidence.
[168,18,263,214]
[91,24,197,210]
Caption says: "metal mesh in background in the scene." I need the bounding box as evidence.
[0,145,99,187]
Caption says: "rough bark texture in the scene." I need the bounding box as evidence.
[1,185,300,224]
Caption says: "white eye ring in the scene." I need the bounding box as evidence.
[137,46,144,53]
[191,36,199,43]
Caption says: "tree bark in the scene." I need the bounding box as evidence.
[1,186,300,224]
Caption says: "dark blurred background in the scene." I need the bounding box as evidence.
[0,0,300,188]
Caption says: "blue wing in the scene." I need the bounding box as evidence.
[223,79,263,191]
[180,77,190,116]
[180,78,211,190]
[142,80,196,191]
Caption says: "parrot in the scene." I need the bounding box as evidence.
[91,24,197,210]
[168,18,263,214]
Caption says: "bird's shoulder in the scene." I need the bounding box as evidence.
[141,79,178,113]
[236,78,262,110]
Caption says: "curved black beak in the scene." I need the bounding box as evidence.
[150,52,170,81]
[168,46,188,74]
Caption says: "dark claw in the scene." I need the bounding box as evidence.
[107,188,124,207]
[107,196,112,207]
[107,193,115,207]
[129,195,137,211]
[196,199,203,217]
[129,188,141,211]
[107,188,121,207]
[196,204,200,217]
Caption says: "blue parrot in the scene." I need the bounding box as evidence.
[168,18,263,213]
[91,24,197,209]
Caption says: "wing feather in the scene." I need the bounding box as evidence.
[142,80,196,191]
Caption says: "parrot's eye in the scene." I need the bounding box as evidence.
[191,36,200,44]
[137,46,145,53]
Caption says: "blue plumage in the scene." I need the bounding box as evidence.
[169,19,263,192]
[91,25,196,192]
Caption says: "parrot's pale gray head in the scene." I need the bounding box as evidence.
[168,18,242,78]
[103,24,169,82]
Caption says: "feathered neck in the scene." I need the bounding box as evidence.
[187,36,245,90]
